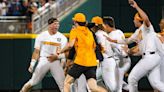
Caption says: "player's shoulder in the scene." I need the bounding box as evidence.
[116,29,123,33]
[40,30,48,35]
[57,32,67,39]
[97,30,105,34]
[116,29,122,31]
[95,30,104,35]
[141,23,155,32]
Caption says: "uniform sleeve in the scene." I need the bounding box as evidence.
[96,33,106,51]
[126,29,139,44]
[120,31,125,40]
[61,36,68,49]
[34,34,42,50]
[143,22,150,29]
[142,23,155,33]
[118,30,126,44]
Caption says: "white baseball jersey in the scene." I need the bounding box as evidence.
[108,29,126,44]
[35,31,67,57]
[128,24,164,92]
[108,29,131,92]
[135,25,164,56]
[96,30,117,91]
[127,24,154,44]
[108,29,127,57]
[95,30,114,58]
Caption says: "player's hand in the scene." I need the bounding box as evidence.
[28,59,36,73]
[128,0,138,8]
[121,45,129,56]
[122,45,129,53]
[128,0,134,5]
[133,38,140,44]
[47,54,58,62]
[56,50,60,55]
[28,66,33,73]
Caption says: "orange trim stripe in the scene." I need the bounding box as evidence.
[43,41,61,46]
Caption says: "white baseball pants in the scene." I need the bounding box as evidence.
[28,57,65,92]
[100,57,118,92]
[128,53,164,92]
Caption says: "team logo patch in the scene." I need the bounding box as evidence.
[57,38,61,42]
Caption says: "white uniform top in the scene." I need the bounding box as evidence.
[95,30,114,58]
[127,24,155,44]
[108,29,126,44]
[108,29,127,57]
[34,31,67,57]
[130,24,164,56]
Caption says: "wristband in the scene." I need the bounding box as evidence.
[30,59,36,67]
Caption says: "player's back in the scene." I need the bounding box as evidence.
[96,30,114,58]
[108,29,125,43]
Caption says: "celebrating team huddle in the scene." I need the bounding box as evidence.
[20,0,164,92]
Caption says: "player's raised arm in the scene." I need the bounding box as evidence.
[129,0,150,27]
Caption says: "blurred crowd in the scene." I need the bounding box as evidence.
[0,0,56,16]
[0,0,57,33]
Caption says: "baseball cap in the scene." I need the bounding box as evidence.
[72,13,86,22]
[91,16,103,25]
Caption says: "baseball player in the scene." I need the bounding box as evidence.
[20,18,67,92]
[103,16,131,92]
[59,13,107,92]
[92,16,118,92]
[126,0,164,91]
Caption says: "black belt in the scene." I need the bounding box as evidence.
[123,56,129,58]
[143,52,155,55]
[108,56,113,58]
